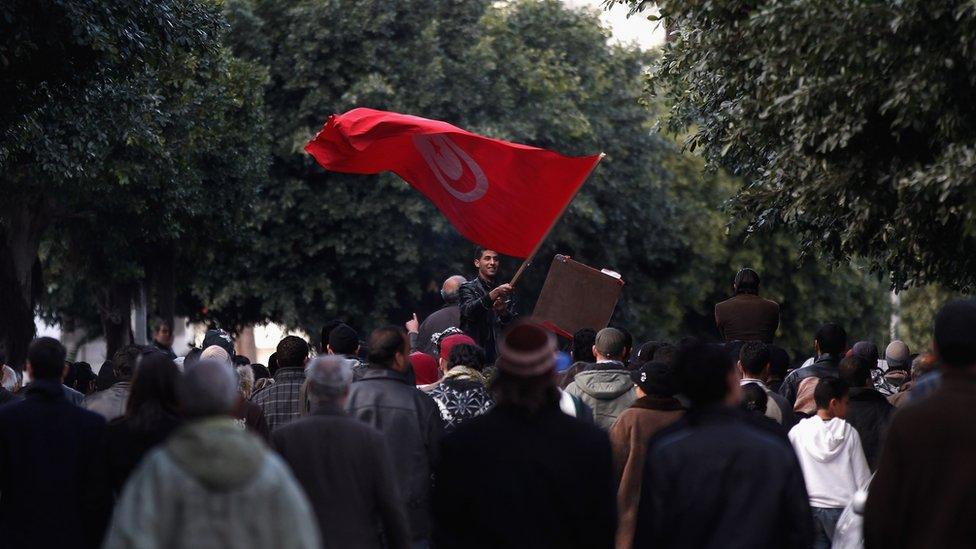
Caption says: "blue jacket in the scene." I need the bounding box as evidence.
[0,379,109,549]
[634,406,813,549]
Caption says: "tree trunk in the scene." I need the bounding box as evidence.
[0,201,49,369]
[98,283,133,360]
[150,245,176,331]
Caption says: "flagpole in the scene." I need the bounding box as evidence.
[509,152,605,289]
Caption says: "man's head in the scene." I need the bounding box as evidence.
[493,320,559,412]
[593,327,627,362]
[570,328,597,363]
[2,364,20,392]
[738,341,771,380]
[839,356,873,388]
[934,299,976,369]
[327,323,359,356]
[448,343,487,372]
[814,323,847,356]
[112,345,142,381]
[814,377,850,418]
[26,337,67,381]
[884,340,911,371]
[631,361,678,398]
[275,336,310,370]
[152,318,174,347]
[676,340,740,408]
[441,275,467,304]
[474,248,500,280]
[733,268,760,295]
[367,326,409,372]
[850,341,879,363]
[438,334,476,372]
[179,359,240,419]
[305,355,354,409]
[201,328,235,357]
[614,326,633,361]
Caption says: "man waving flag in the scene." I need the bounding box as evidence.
[305,108,602,259]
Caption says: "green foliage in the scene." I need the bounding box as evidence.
[619,0,976,292]
[1,0,268,358]
[211,0,691,338]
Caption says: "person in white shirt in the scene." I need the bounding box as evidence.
[788,377,871,549]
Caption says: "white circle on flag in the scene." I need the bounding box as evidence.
[412,134,489,202]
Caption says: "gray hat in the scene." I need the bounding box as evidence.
[885,340,911,371]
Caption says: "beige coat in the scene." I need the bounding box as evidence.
[609,396,685,549]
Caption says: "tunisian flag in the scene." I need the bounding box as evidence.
[305,108,602,258]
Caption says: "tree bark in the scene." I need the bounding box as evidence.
[0,200,49,369]
[98,283,133,360]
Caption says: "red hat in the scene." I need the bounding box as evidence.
[497,319,556,377]
[410,352,440,385]
[439,334,476,361]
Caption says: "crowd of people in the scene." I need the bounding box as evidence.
[0,252,973,549]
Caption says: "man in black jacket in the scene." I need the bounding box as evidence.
[634,340,813,549]
[839,356,894,471]
[0,337,110,549]
[346,327,444,546]
[433,320,616,549]
[275,355,411,549]
[779,323,847,405]
[459,248,518,363]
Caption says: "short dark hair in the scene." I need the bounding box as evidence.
[570,328,597,363]
[328,323,359,356]
[734,268,760,294]
[250,363,271,380]
[474,247,497,261]
[232,355,251,367]
[739,341,770,376]
[740,383,768,414]
[276,336,310,370]
[448,343,486,372]
[112,345,143,381]
[768,345,790,378]
[839,356,872,387]
[267,352,279,376]
[367,326,407,368]
[319,319,345,353]
[615,326,633,360]
[815,323,847,356]
[814,377,849,409]
[676,340,734,407]
[934,299,976,368]
[652,344,676,366]
[27,337,66,379]
[152,318,172,333]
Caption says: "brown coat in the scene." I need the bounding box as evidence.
[864,369,976,549]
[714,293,780,342]
[609,396,684,549]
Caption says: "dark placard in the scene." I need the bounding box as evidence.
[532,255,624,338]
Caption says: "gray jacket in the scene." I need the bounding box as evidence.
[346,367,444,541]
[82,381,130,421]
[103,418,320,549]
[565,362,636,430]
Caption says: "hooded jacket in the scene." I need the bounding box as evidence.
[788,416,871,509]
[565,361,636,430]
[102,417,320,549]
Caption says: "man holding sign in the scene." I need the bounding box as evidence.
[458,248,518,364]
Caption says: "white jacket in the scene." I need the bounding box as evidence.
[788,416,871,508]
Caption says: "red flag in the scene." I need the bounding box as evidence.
[305,108,601,258]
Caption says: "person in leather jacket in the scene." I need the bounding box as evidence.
[458,248,518,364]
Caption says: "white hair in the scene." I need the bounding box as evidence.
[179,359,239,418]
[305,355,353,405]
[1,365,18,392]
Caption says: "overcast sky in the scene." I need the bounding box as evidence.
[563,0,665,50]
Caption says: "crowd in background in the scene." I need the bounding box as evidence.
[0,258,973,549]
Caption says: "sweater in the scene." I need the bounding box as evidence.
[788,416,871,508]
